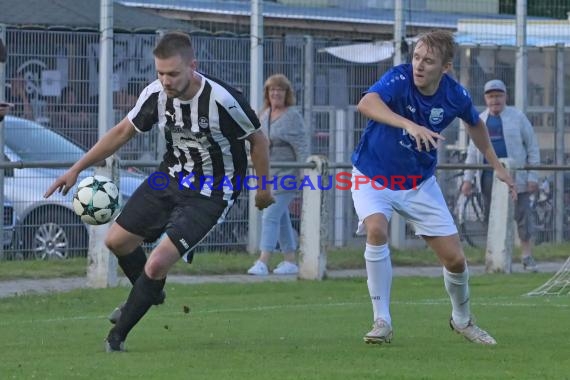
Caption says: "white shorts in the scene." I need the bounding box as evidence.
[351,167,457,237]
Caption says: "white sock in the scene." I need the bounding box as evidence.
[364,243,392,325]
[443,266,471,328]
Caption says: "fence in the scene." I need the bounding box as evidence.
[2,1,570,260]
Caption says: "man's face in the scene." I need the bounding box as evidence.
[155,54,196,100]
[412,41,450,95]
[484,91,507,115]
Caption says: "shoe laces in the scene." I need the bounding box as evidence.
[462,320,494,341]
[372,318,390,331]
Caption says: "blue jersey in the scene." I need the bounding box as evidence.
[352,64,480,190]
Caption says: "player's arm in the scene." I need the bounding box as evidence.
[357,92,443,151]
[461,138,479,195]
[466,118,516,198]
[246,129,275,210]
[44,117,137,198]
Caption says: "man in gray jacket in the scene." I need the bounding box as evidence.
[461,79,541,271]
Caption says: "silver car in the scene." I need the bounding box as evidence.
[2,115,145,260]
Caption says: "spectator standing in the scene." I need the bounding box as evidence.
[462,79,541,272]
[247,74,309,276]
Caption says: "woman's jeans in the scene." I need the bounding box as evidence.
[259,191,298,253]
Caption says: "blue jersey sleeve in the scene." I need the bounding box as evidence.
[365,68,409,106]
[456,86,480,126]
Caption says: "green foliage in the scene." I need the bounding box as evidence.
[0,276,568,379]
[500,0,570,19]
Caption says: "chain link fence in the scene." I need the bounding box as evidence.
[2,0,570,260]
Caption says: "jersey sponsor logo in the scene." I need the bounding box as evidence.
[429,108,444,125]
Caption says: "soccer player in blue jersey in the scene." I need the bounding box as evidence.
[352,30,516,345]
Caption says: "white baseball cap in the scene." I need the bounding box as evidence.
[484,79,507,94]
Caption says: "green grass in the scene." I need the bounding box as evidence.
[1,242,570,281]
[0,275,568,379]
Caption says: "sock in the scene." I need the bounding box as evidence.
[443,266,471,328]
[110,272,166,340]
[364,243,392,325]
[117,246,147,285]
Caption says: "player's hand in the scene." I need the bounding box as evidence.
[495,167,517,201]
[404,123,444,152]
[460,181,473,196]
[44,171,79,198]
[255,189,275,210]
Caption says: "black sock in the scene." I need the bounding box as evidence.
[110,272,165,340]
[117,246,147,285]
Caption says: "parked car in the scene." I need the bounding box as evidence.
[2,115,145,260]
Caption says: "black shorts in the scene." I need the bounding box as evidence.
[115,177,230,262]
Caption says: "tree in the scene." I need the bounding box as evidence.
[500,0,570,19]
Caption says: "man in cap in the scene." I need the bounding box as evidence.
[462,79,541,272]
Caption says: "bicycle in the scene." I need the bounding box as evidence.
[456,187,488,248]
[441,152,487,248]
[530,176,553,245]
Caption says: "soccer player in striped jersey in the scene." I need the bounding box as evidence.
[45,31,275,352]
[352,30,516,346]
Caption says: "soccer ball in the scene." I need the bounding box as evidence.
[72,175,120,225]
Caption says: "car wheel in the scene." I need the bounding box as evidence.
[20,208,88,260]
[33,221,70,260]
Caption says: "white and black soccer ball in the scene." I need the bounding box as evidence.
[72,175,120,225]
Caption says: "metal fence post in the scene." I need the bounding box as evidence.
[333,109,346,247]
[485,158,515,273]
[87,0,117,288]
[87,156,119,288]
[247,0,263,255]
[247,171,261,254]
[554,43,565,243]
[0,24,6,260]
[298,155,327,280]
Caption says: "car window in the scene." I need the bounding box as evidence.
[4,116,85,162]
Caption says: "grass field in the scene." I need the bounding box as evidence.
[1,274,569,379]
[1,241,570,280]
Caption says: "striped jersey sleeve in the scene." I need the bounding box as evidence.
[127,80,162,132]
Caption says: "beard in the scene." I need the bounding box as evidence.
[165,77,192,99]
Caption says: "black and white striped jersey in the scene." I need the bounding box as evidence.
[127,73,260,201]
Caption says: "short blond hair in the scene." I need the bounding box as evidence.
[415,30,455,65]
